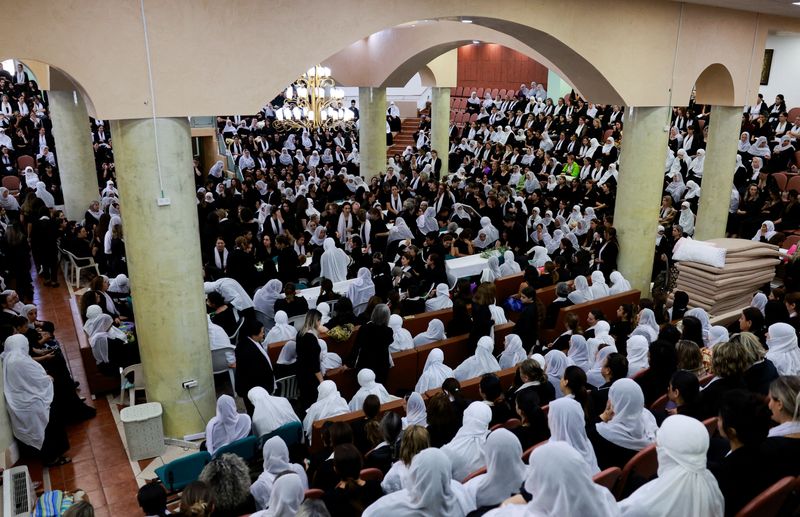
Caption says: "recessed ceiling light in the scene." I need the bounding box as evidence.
[472,40,480,44]
[462,19,473,23]
[793,2,800,5]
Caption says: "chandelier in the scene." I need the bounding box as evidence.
[274,65,356,131]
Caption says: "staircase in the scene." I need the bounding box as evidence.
[387,117,420,158]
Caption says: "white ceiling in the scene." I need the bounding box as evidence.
[673,0,800,19]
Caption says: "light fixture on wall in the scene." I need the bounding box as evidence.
[472,40,480,44]
[274,65,355,131]
[462,19,473,23]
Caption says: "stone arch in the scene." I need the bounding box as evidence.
[693,63,735,106]
[0,56,97,116]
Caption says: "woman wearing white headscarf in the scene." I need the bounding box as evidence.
[567,334,591,372]
[463,428,527,510]
[347,268,375,314]
[108,274,129,294]
[684,180,701,202]
[250,436,308,510]
[747,136,772,159]
[529,246,549,268]
[483,441,618,517]
[412,319,446,347]
[416,206,439,234]
[364,448,474,517]
[0,187,19,211]
[388,314,414,353]
[402,392,427,429]
[204,395,252,456]
[454,336,501,381]
[631,308,659,343]
[619,415,723,517]
[208,160,224,179]
[589,270,610,299]
[568,275,594,304]
[499,250,521,277]
[302,380,350,440]
[253,279,283,329]
[473,229,492,250]
[320,238,349,283]
[247,387,300,438]
[480,256,503,283]
[548,397,601,474]
[765,322,800,375]
[499,334,527,369]
[707,326,729,348]
[752,220,777,242]
[587,320,614,360]
[545,349,574,398]
[442,401,492,481]
[479,217,500,243]
[626,335,650,377]
[349,368,395,411]
[82,304,104,337]
[387,217,415,247]
[595,379,657,453]
[678,201,695,236]
[251,472,305,517]
[85,313,129,366]
[2,334,67,464]
[23,166,38,189]
[586,345,620,389]
[689,148,705,178]
[264,310,296,345]
[425,283,452,312]
[665,171,686,203]
[317,338,342,376]
[104,216,122,255]
[685,307,711,346]
[35,181,54,209]
[543,229,564,255]
[609,271,632,294]
[316,302,331,326]
[523,172,540,193]
[415,348,454,393]
[309,226,327,247]
[751,292,768,316]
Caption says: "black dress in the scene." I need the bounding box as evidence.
[323,480,384,517]
[346,322,393,384]
[296,332,322,409]
[711,444,773,517]
[743,359,779,396]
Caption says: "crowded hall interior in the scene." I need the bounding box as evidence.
[3,1,800,516]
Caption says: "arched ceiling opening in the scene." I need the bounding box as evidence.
[694,63,735,106]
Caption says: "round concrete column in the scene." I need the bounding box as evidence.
[693,106,743,241]
[109,117,215,438]
[613,106,671,295]
[358,87,386,181]
[48,90,99,221]
[430,87,450,178]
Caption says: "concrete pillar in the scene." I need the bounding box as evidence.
[48,90,98,221]
[430,87,450,177]
[613,106,670,295]
[358,87,386,181]
[693,106,743,241]
[110,117,215,438]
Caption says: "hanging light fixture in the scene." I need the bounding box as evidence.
[274,65,355,131]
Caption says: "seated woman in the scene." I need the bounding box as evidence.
[316,277,341,304]
[695,340,748,420]
[264,310,296,345]
[348,267,376,316]
[302,381,350,443]
[324,443,385,517]
[90,275,125,321]
[453,336,500,382]
[326,297,358,329]
[273,282,308,319]
[247,386,299,438]
[203,395,251,456]
[424,283,452,312]
[364,412,403,474]
[84,313,139,376]
[761,375,800,480]
[414,348,453,393]
[412,319,446,347]
[548,397,601,474]
[381,424,429,494]
[441,401,492,481]
[250,436,308,510]
[510,388,551,451]
[765,322,800,376]
[591,378,657,470]
[463,429,527,514]
[348,369,395,411]
[619,415,724,516]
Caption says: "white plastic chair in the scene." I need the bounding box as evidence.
[228,317,245,343]
[118,363,146,406]
[211,347,236,392]
[287,315,305,331]
[276,375,299,400]
[62,249,100,290]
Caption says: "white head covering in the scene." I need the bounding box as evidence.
[567,334,591,372]
[586,321,614,367]
[86,313,128,364]
[545,349,574,398]
[2,334,53,449]
[388,218,415,245]
[417,206,439,234]
[685,307,711,347]
[454,336,501,381]
[250,435,308,511]
[316,302,331,326]
[684,180,701,200]
[413,319,446,347]
[276,340,297,365]
[264,310,297,345]
[402,392,428,429]
[82,304,104,337]
[389,314,415,353]
[586,344,619,388]
[626,335,650,377]
[766,322,800,375]
[568,275,593,304]
[258,472,305,517]
[320,238,349,283]
[678,202,695,236]
[619,415,724,517]
[302,380,350,440]
[751,292,768,315]
[0,187,19,211]
[748,136,771,157]
[253,279,283,328]
[347,267,376,311]
[489,441,619,517]
[479,217,500,243]
[589,271,610,299]
[349,368,394,411]
[425,283,453,312]
[23,167,38,189]
[632,308,659,343]
[363,448,473,517]
[499,334,527,369]
[463,429,526,508]
[442,401,492,481]
[595,378,657,451]
[609,271,632,294]
[204,395,252,456]
[548,397,601,474]
[318,338,342,376]
[499,250,521,277]
[108,274,129,294]
[530,246,549,268]
[415,348,454,393]
[753,220,777,243]
[708,326,729,348]
[34,181,54,208]
[480,256,503,284]
[247,387,300,439]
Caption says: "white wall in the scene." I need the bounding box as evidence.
[759,33,800,109]
[342,73,431,112]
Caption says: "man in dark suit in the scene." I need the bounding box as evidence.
[430,150,442,180]
[235,319,275,415]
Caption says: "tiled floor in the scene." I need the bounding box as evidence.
[17,271,144,517]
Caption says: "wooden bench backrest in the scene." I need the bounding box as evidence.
[543,290,641,342]
[402,308,454,336]
[310,398,407,452]
[494,273,525,301]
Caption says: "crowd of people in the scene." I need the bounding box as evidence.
[1,69,800,515]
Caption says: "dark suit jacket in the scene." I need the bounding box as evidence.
[234,336,274,399]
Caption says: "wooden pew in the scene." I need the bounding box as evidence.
[385,348,419,394]
[542,290,641,343]
[401,307,454,336]
[71,298,120,396]
[422,366,517,401]
[494,273,525,301]
[309,398,407,453]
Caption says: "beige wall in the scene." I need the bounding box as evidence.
[0,0,794,118]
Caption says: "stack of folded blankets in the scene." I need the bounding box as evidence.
[672,238,780,315]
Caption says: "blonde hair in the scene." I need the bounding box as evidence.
[769,376,800,421]
[731,332,765,365]
[711,340,750,378]
[399,425,430,466]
